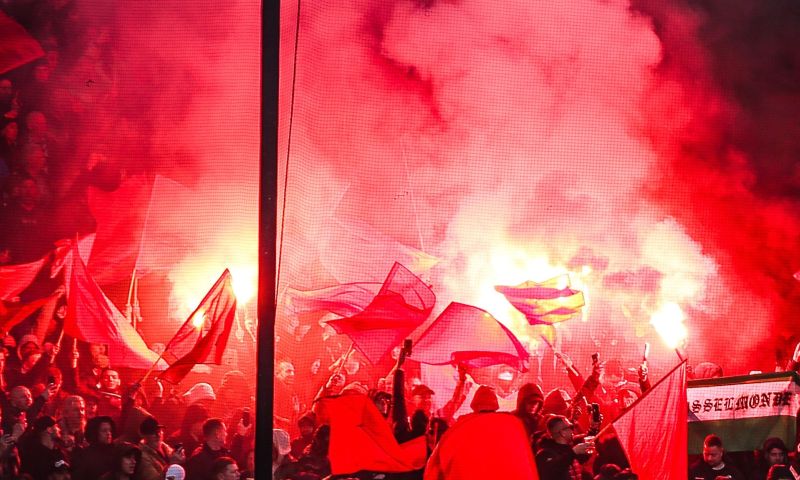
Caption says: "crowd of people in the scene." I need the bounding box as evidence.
[1,3,257,480]
[272,341,800,480]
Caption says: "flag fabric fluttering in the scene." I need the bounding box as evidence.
[283,282,382,318]
[322,394,427,475]
[412,302,530,371]
[318,217,438,284]
[65,246,163,369]
[612,361,687,480]
[495,274,585,325]
[424,412,539,480]
[0,256,46,301]
[0,295,51,332]
[158,269,237,384]
[326,262,435,365]
[0,11,44,75]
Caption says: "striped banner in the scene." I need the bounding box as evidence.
[687,372,800,453]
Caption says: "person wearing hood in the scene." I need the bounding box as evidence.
[512,383,545,442]
[100,443,141,480]
[752,438,789,480]
[71,415,117,480]
[289,412,316,460]
[469,385,499,414]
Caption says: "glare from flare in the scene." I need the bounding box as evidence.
[649,302,688,349]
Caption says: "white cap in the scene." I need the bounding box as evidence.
[182,383,216,405]
[164,464,185,480]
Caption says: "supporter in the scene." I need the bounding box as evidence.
[275,425,330,480]
[0,384,51,435]
[21,111,49,157]
[95,368,123,423]
[534,415,594,479]
[209,457,239,480]
[183,383,216,410]
[0,120,18,176]
[766,465,794,480]
[168,403,209,456]
[0,174,51,263]
[184,419,230,480]
[289,412,316,460]
[71,416,116,480]
[468,385,499,413]
[274,360,301,434]
[0,79,15,118]
[57,395,87,450]
[137,416,185,480]
[688,434,745,480]
[18,415,67,480]
[100,443,141,480]
[752,438,789,480]
[271,429,292,479]
[512,382,545,442]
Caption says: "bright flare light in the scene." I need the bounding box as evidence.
[191,309,206,329]
[229,264,257,305]
[650,302,688,349]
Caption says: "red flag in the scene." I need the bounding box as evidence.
[65,247,163,369]
[0,257,46,301]
[158,270,237,384]
[413,303,529,371]
[612,361,687,480]
[424,413,539,480]
[0,296,51,332]
[0,11,44,75]
[325,262,435,364]
[323,394,426,474]
[86,175,151,285]
[283,282,381,318]
[495,274,585,325]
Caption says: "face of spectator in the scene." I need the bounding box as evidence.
[703,445,723,468]
[218,463,240,480]
[101,370,120,391]
[98,422,113,445]
[211,424,228,444]
[10,386,32,409]
[1,122,17,142]
[767,447,786,466]
[63,397,86,423]
[525,399,543,416]
[277,362,295,385]
[299,423,314,437]
[551,422,574,445]
[93,353,110,369]
[16,179,40,206]
[90,344,107,358]
[413,393,433,414]
[310,359,321,375]
[120,454,137,475]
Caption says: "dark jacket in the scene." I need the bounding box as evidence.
[185,443,231,480]
[71,443,116,480]
[17,435,68,480]
[688,460,746,480]
[535,437,590,480]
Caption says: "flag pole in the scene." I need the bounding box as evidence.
[335,343,355,377]
[139,349,167,384]
[50,326,66,364]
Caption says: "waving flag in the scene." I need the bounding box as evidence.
[318,217,438,284]
[495,274,584,325]
[0,11,44,75]
[612,361,687,480]
[413,303,529,371]
[323,394,427,475]
[159,270,237,384]
[0,257,46,301]
[284,282,381,318]
[326,262,434,365]
[65,247,163,369]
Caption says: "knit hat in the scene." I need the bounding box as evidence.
[139,416,165,436]
[470,385,499,412]
[182,383,216,405]
[763,437,788,453]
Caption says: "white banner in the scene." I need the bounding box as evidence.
[688,375,800,422]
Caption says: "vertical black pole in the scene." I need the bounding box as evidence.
[257,0,280,476]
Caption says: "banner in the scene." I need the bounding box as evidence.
[687,372,800,453]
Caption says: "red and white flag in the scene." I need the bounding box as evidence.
[612,361,687,480]
[0,11,44,75]
[158,270,237,384]
[65,247,163,369]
